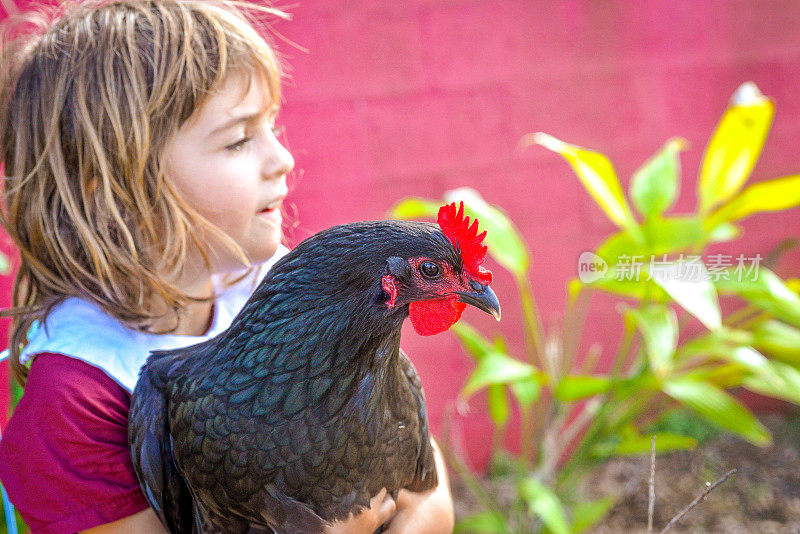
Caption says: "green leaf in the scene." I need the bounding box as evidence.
[706,222,741,243]
[567,278,583,300]
[553,375,613,401]
[595,217,705,265]
[651,261,722,330]
[444,188,531,277]
[710,174,800,224]
[571,497,615,534]
[451,322,494,361]
[698,82,775,213]
[0,251,10,275]
[630,137,686,219]
[715,267,800,328]
[663,376,770,446]
[510,376,541,409]
[648,408,722,443]
[613,373,662,397]
[492,336,508,353]
[679,363,748,390]
[785,278,800,294]
[713,346,800,404]
[595,432,697,457]
[12,380,23,407]
[751,320,800,365]
[676,328,753,361]
[742,359,800,405]
[454,511,508,534]
[625,305,678,378]
[528,133,639,233]
[642,216,706,253]
[487,384,510,427]
[387,197,441,219]
[579,275,668,302]
[461,352,539,399]
[518,477,570,534]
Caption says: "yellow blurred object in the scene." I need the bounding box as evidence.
[698,82,775,214]
[525,132,639,237]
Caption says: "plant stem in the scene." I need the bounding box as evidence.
[492,423,505,459]
[647,436,656,534]
[611,316,636,377]
[561,286,589,375]
[659,469,737,533]
[439,411,508,529]
[520,404,534,467]
[735,311,768,331]
[556,397,611,488]
[517,273,545,369]
[555,398,600,460]
[722,304,758,326]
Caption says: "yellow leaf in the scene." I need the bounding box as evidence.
[698,82,775,213]
[525,132,638,232]
[709,174,800,224]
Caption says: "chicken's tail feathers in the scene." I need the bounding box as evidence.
[406,435,439,493]
[253,485,326,534]
[129,370,195,533]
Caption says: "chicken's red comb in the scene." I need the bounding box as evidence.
[437,201,493,285]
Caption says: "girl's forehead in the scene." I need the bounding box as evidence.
[193,73,275,136]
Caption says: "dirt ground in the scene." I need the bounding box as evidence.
[452,414,800,533]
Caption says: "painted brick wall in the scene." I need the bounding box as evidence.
[2,1,800,469]
[274,0,800,468]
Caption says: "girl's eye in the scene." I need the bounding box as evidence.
[226,137,251,152]
[419,261,441,279]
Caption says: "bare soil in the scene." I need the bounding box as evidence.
[591,414,800,533]
[451,414,800,533]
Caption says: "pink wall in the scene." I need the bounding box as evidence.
[274,1,800,467]
[2,1,800,468]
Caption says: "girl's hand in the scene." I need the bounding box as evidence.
[325,488,396,534]
[383,440,455,534]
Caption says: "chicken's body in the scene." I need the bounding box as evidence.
[129,210,500,533]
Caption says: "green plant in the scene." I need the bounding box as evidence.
[390,82,800,533]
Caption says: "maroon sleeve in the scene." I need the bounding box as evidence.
[0,353,150,533]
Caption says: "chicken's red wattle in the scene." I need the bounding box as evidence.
[409,298,466,336]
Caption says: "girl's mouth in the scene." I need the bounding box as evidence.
[258,199,283,214]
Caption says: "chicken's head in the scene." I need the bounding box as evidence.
[382,201,501,336]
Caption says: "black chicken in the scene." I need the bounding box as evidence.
[128,202,501,533]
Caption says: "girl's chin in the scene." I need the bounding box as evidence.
[210,236,282,274]
[257,207,282,226]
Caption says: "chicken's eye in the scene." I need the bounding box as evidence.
[419,261,441,279]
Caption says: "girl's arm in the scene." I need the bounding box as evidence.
[0,355,153,532]
[81,509,167,534]
[325,487,397,534]
[384,439,455,534]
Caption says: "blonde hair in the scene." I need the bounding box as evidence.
[0,0,286,385]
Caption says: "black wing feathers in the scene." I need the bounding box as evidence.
[127,221,450,532]
[129,359,195,533]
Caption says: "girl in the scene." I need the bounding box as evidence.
[0,1,454,532]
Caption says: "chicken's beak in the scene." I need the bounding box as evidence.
[456,282,501,321]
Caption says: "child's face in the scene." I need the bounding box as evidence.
[164,72,293,273]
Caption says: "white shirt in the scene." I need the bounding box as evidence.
[18,246,289,392]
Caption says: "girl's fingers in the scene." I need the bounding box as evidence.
[324,488,396,534]
[375,488,396,527]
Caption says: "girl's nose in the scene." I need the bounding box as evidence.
[263,130,294,180]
